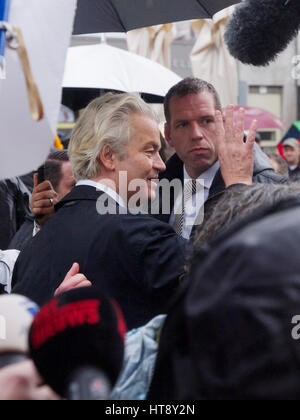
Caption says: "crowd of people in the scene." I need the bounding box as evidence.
[1,77,300,400]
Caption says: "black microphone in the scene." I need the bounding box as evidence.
[0,294,39,368]
[224,0,300,66]
[28,288,127,400]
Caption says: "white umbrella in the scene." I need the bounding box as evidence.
[62,43,182,100]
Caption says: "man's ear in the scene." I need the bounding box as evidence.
[164,123,174,147]
[99,145,116,171]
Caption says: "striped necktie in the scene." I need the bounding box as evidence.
[173,179,197,236]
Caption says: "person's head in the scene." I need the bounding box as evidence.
[266,152,289,179]
[164,78,222,179]
[68,93,166,204]
[45,150,75,201]
[187,199,300,400]
[193,183,300,251]
[283,138,300,166]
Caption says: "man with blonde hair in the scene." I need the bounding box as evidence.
[12,93,185,329]
[13,92,256,329]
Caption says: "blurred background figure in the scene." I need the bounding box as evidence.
[0,177,32,250]
[266,152,289,179]
[283,138,300,182]
[8,150,75,252]
[0,361,59,401]
[0,249,20,294]
[254,132,262,149]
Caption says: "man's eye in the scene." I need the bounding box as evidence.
[176,122,188,128]
[202,119,214,125]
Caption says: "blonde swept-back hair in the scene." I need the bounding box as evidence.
[68,93,159,181]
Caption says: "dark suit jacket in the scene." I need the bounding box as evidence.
[8,216,35,252]
[0,178,32,249]
[12,186,187,329]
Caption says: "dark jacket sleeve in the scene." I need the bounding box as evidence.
[0,179,32,250]
[119,215,188,309]
[8,218,35,251]
[254,169,289,185]
[0,181,18,249]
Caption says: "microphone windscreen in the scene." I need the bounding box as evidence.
[0,294,39,354]
[29,288,127,398]
[225,0,300,66]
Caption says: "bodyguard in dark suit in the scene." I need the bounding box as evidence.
[156,78,287,238]
[13,93,187,330]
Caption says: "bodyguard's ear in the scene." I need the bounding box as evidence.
[164,123,173,147]
[99,145,116,171]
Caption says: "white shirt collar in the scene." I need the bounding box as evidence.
[184,161,220,189]
[76,180,127,209]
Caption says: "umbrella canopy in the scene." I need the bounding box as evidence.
[73,0,241,34]
[277,121,300,158]
[232,106,284,131]
[62,43,182,110]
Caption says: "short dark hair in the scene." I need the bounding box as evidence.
[44,149,69,191]
[164,78,222,124]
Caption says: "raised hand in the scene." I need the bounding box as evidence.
[215,105,257,188]
[31,173,58,226]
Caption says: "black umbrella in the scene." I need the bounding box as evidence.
[62,88,164,112]
[73,0,241,34]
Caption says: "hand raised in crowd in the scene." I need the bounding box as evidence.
[30,173,58,227]
[0,361,59,401]
[54,262,92,296]
[215,105,257,188]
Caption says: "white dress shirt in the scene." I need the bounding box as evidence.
[169,161,220,239]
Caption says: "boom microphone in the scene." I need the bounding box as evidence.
[29,288,127,400]
[225,0,300,66]
[0,295,39,368]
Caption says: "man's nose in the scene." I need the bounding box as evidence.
[190,121,204,140]
[154,153,166,173]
